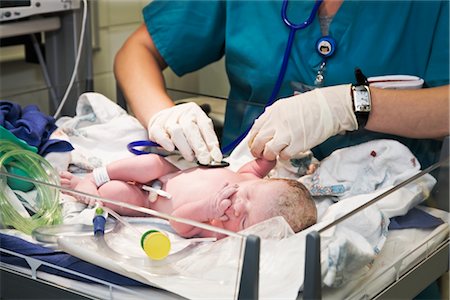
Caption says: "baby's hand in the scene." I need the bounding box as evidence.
[208,182,238,221]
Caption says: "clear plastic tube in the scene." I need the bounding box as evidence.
[0,140,62,234]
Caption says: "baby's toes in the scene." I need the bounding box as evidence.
[59,171,73,180]
[59,177,71,188]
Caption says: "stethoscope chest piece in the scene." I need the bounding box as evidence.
[197,160,230,168]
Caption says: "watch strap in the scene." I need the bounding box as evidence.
[354,68,369,85]
[354,108,370,128]
[352,68,370,128]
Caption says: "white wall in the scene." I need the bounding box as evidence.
[0,0,229,115]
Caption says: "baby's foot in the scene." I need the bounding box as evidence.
[59,174,91,207]
[59,171,81,189]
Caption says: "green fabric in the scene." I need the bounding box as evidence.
[143,0,449,167]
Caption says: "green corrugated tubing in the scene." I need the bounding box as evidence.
[0,140,62,235]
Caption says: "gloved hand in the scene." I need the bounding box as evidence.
[248,84,358,160]
[148,102,223,165]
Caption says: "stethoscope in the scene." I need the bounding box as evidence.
[127,140,230,168]
[221,0,329,154]
[128,0,332,167]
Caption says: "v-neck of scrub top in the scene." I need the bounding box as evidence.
[300,0,358,87]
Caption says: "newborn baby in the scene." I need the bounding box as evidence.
[61,154,316,238]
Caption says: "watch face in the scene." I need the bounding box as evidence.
[353,85,371,112]
[355,90,369,104]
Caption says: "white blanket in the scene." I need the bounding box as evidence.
[50,93,148,172]
[53,93,436,299]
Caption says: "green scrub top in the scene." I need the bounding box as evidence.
[143,0,449,167]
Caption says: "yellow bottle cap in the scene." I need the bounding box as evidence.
[140,230,171,260]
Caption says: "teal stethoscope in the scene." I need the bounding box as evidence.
[128,0,333,166]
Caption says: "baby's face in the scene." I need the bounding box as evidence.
[222,180,285,232]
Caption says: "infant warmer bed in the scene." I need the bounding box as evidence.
[1,94,448,299]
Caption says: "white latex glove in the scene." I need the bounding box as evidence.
[148,102,223,165]
[248,84,358,161]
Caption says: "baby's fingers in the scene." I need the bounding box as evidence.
[220,184,238,199]
[218,215,229,221]
[219,199,232,213]
[217,199,231,221]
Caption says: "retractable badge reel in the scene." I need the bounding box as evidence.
[315,36,336,86]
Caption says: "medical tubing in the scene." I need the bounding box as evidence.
[32,223,115,244]
[4,172,241,239]
[281,0,323,29]
[30,33,59,109]
[1,151,60,225]
[92,209,193,267]
[53,0,88,118]
[1,166,240,239]
[0,142,62,234]
[102,206,143,237]
[93,214,106,235]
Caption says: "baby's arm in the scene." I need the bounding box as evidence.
[170,183,237,238]
[106,154,178,183]
[237,158,276,178]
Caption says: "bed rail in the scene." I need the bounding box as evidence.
[238,235,260,300]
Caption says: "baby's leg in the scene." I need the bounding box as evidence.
[98,180,149,216]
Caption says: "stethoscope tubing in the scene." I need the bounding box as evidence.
[221,0,323,154]
[127,140,166,156]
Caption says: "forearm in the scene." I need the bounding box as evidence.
[366,85,449,139]
[237,158,276,178]
[170,201,210,237]
[114,24,174,127]
[106,154,178,184]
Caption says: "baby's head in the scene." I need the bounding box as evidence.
[223,178,316,233]
[267,178,317,232]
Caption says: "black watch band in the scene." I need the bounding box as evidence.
[352,68,371,128]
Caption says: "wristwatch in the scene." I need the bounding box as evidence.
[351,68,372,128]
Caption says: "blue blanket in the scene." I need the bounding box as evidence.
[0,101,73,156]
[0,233,146,286]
